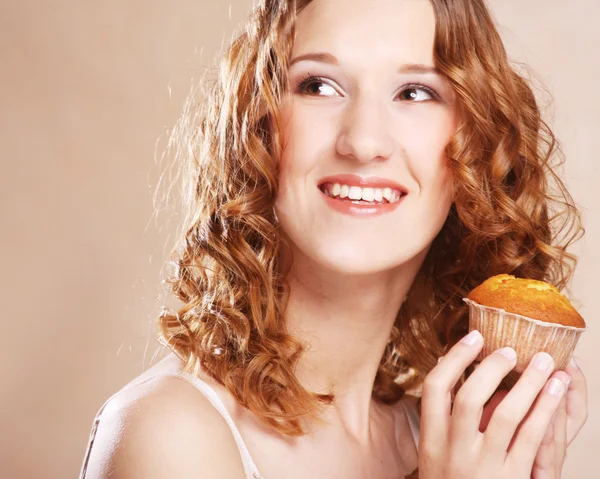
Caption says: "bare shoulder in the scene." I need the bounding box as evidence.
[82,373,247,479]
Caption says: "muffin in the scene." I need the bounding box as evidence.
[464,274,586,373]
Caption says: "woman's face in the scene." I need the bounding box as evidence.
[275,0,457,276]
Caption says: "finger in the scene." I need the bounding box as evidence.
[506,372,569,453]
[484,352,556,453]
[530,415,556,479]
[437,356,458,402]
[507,372,567,472]
[530,372,569,479]
[451,347,517,444]
[553,378,569,473]
[480,389,508,433]
[421,330,483,450]
[563,356,588,445]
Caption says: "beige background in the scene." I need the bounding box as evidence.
[0,1,597,477]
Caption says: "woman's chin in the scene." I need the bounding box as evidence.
[306,249,425,278]
[282,232,433,279]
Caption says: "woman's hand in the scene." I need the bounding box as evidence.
[479,357,588,478]
[419,330,571,479]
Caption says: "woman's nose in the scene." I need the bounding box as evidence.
[335,96,394,163]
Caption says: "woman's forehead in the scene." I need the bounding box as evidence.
[292,0,437,71]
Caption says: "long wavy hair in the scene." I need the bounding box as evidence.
[159,0,582,447]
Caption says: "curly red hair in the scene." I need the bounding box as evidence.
[158,0,583,445]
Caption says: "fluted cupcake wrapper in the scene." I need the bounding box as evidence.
[463,298,586,372]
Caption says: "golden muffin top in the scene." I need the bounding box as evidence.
[467,274,586,328]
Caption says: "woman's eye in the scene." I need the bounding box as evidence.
[296,78,438,102]
[297,77,339,97]
[397,86,437,102]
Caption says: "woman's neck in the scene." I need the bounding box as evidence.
[283,249,426,441]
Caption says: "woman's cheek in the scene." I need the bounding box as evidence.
[282,105,335,171]
[403,113,455,178]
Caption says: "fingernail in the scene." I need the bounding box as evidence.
[437,356,445,364]
[570,356,579,369]
[564,375,572,389]
[548,378,565,396]
[461,330,482,346]
[495,347,517,362]
[531,352,554,372]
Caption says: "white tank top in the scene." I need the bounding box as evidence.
[79,372,421,479]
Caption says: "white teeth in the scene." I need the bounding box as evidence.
[340,184,349,198]
[348,186,362,200]
[361,187,374,202]
[323,182,403,203]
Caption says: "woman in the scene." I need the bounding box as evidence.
[81,0,588,477]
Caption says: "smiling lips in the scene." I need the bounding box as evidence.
[317,174,407,217]
[320,182,403,204]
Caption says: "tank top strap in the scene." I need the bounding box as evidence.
[399,394,421,451]
[144,372,263,479]
[80,371,263,479]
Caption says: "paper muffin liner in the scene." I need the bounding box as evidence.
[463,298,586,373]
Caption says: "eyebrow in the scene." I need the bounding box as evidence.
[289,52,339,67]
[398,64,441,75]
[289,52,441,75]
